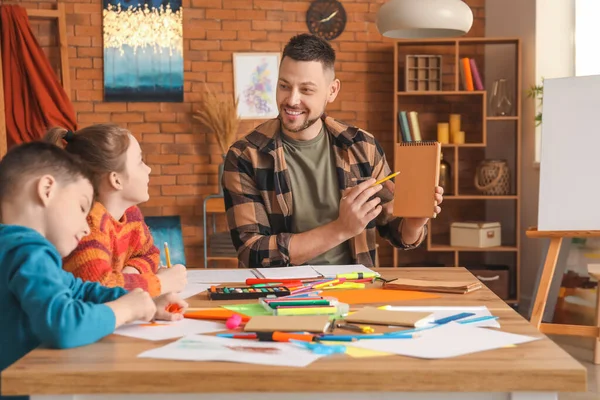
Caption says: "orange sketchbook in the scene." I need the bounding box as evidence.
[393,141,441,218]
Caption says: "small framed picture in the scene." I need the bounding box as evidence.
[233,52,280,119]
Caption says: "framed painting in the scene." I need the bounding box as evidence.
[144,215,186,267]
[233,52,280,119]
[103,0,184,102]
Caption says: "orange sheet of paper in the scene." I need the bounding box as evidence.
[184,308,251,322]
[329,288,440,305]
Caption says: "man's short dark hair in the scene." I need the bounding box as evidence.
[282,33,336,72]
[0,141,95,203]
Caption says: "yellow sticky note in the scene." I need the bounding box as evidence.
[322,341,393,358]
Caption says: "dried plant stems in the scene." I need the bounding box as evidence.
[193,85,240,156]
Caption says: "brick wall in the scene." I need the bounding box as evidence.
[23,0,484,268]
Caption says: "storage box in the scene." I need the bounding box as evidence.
[450,221,501,248]
[468,268,510,299]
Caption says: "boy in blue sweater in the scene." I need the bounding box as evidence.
[0,142,188,399]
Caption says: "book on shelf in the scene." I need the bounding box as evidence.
[459,57,484,91]
[397,110,423,142]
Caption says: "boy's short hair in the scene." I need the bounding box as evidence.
[0,141,95,203]
[282,33,336,73]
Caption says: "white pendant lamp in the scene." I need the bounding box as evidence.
[376,0,473,39]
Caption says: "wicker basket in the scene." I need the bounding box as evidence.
[474,159,510,195]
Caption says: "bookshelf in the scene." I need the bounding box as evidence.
[391,37,522,306]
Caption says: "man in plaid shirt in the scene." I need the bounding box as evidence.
[223,34,444,269]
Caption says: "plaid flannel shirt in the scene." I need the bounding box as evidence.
[222,114,426,268]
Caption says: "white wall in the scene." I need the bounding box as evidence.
[535,0,575,163]
[484,0,576,314]
[485,0,537,313]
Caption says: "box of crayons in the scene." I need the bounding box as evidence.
[208,285,291,300]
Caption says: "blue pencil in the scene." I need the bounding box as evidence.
[318,333,415,341]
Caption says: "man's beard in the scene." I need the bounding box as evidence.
[281,114,321,133]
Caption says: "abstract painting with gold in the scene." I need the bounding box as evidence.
[103,0,183,102]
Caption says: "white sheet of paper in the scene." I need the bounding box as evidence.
[310,264,379,278]
[255,266,323,279]
[113,319,226,341]
[138,334,324,367]
[186,269,258,283]
[178,283,212,299]
[386,306,501,328]
[351,322,540,359]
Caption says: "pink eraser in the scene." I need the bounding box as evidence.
[226,314,242,329]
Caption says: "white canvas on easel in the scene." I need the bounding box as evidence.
[538,75,600,231]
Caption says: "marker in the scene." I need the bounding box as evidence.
[164,242,172,268]
[336,272,378,280]
[216,333,257,339]
[373,171,400,187]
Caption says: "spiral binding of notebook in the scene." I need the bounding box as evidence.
[393,141,441,218]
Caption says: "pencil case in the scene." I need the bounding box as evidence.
[208,285,291,300]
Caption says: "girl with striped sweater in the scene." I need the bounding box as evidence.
[45,124,187,297]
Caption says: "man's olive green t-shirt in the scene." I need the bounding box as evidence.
[281,126,352,265]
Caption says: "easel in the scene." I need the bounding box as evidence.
[0,4,71,158]
[527,227,600,363]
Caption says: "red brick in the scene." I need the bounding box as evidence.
[163,165,193,175]
[70,36,92,47]
[207,51,231,61]
[160,124,192,134]
[223,0,253,9]
[191,61,223,72]
[222,20,251,31]
[281,22,306,32]
[221,41,252,51]
[144,196,178,207]
[207,72,231,83]
[78,112,112,123]
[76,90,102,101]
[252,42,281,52]
[111,113,144,123]
[74,4,100,13]
[149,176,177,186]
[94,103,127,112]
[253,20,282,31]
[128,123,160,134]
[244,31,268,41]
[180,155,210,164]
[146,154,179,165]
[162,185,197,196]
[254,0,283,10]
[127,103,161,112]
[191,0,221,7]
[186,27,206,40]
[237,10,267,20]
[190,40,220,51]
[178,174,208,185]
[206,30,237,40]
[145,113,178,122]
[206,9,236,20]
[143,134,175,144]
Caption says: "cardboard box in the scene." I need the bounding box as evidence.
[450,221,501,248]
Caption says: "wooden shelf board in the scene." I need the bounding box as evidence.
[395,37,519,45]
[206,256,237,260]
[487,116,519,121]
[443,195,518,200]
[398,90,485,96]
[428,245,519,252]
[441,143,485,148]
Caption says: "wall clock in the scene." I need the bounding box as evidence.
[306,0,347,41]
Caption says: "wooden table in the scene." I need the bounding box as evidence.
[2,268,587,400]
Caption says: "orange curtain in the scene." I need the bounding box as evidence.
[1,5,76,149]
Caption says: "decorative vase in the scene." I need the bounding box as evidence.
[439,153,452,195]
[489,79,513,116]
[474,159,510,195]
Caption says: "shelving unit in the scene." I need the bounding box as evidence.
[202,196,237,268]
[391,38,522,306]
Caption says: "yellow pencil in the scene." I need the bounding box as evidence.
[373,171,400,186]
[164,242,172,268]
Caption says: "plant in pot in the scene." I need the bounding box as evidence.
[193,86,240,195]
[526,80,543,126]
